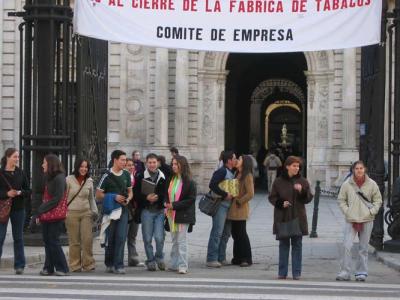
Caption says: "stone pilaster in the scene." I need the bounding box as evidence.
[175,49,189,147]
[154,47,169,146]
[341,48,357,148]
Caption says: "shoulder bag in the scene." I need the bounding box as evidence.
[275,192,302,240]
[67,178,87,207]
[0,172,13,224]
[198,191,221,217]
[39,185,68,222]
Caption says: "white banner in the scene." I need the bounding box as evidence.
[74,0,382,53]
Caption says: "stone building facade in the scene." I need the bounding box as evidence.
[1,0,395,192]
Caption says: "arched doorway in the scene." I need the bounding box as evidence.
[224,53,307,162]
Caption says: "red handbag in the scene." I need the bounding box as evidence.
[0,172,13,224]
[39,185,67,223]
[0,198,12,224]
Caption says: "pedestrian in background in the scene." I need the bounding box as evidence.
[269,156,313,280]
[65,158,97,272]
[36,154,69,276]
[0,148,30,275]
[165,155,196,274]
[263,149,282,193]
[336,160,382,282]
[125,158,142,267]
[227,155,254,267]
[132,150,145,176]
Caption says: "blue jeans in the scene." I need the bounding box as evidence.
[206,200,231,262]
[0,209,26,269]
[42,221,69,273]
[105,206,129,270]
[278,235,302,277]
[141,208,165,263]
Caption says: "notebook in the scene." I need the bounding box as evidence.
[141,179,156,195]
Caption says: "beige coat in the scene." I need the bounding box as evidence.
[66,175,98,214]
[227,174,254,220]
[337,175,382,223]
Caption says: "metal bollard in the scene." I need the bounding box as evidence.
[310,180,321,238]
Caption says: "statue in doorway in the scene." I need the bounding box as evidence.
[280,124,288,148]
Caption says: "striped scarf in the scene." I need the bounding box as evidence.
[166,176,183,232]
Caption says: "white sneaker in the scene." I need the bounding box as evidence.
[178,267,187,274]
[206,261,222,268]
[335,271,350,281]
[355,274,367,282]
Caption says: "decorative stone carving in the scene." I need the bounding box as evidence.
[251,79,306,105]
[204,52,216,68]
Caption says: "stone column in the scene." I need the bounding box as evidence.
[154,47,169,146]
[175,49,189,147]
[341,48,357,148]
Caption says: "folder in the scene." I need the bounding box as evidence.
[141,179,156,195]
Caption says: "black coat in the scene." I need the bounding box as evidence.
[166,178,196,225]
[134,170,166,210]
[0,168,31,212]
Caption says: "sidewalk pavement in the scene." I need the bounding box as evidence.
[1,193,400,273]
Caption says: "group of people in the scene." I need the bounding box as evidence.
[0,146,383,282]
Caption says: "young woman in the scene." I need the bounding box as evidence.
[227,155,255,267]
[336,160,382,282]
[0,148,30,275]
[125,158,141,266]
[269,156,313,280]
[164,155,196,274]
[65,158,97,272]
[35,154,69,276]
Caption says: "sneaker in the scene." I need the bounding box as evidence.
[105,266,114,273]
[293,276,301,280]
[240,262,250,267]
[39,269,53,276]
[206,261,222,268]
[278,276,287,280]
[128,257,140,267]
[55,271,69,276]
[15,268,24,275]
[113,268,126,275]
[355,274,367,282]
[147,261,157,271]
[336,272,350,281]
[157,261,166,271]
[178,267,187,274]
[220,260,230,266]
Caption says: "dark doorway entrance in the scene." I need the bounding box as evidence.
[225,53,307,161]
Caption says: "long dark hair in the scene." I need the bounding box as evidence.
[172,155,191,183]
[44,154,65,179]
[1,148,18,169]
[238,155,253,183]
[73,158,91,179]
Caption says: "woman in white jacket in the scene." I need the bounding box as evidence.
[336,160,382,282]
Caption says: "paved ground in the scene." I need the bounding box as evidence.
[0,193,399,299]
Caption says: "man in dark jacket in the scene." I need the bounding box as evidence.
[206,150,237,268]
[135,153,166,271]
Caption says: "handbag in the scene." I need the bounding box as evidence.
[39,185,68,222]
[198,192,221,217]
[275,196,302,240]
[0,172,13,224]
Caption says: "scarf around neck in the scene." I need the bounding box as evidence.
[166,176,183,232]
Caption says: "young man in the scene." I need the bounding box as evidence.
[206,150,237,268]
[96,150,133,274]
[135,153,166,271]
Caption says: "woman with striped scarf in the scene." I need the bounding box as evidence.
[164,155,197,274]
